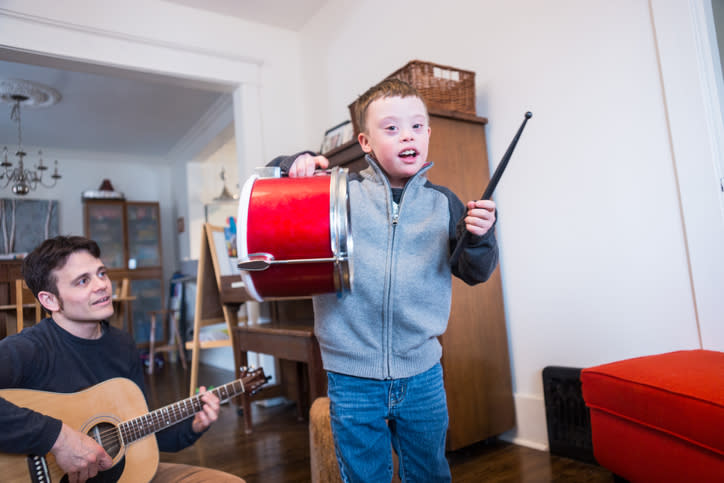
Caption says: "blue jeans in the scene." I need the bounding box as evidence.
[327,363,451,483]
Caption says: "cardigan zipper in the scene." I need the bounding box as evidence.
[367,155,432,379]
[384,177,397,378]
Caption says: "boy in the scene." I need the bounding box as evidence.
[0,236,243,483]
[270,79,498,482]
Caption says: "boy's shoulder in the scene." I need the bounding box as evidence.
[421,179,463,203]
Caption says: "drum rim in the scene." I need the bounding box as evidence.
[330,166,353,294]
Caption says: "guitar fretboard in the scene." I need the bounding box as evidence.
[119,379,245,444]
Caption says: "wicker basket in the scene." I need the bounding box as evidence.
[348,60,476,134]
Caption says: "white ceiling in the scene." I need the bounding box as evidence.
[165,0,327,31]
[0,1,325,161]
[0,55,227,159]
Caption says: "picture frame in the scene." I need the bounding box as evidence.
[320,120,354,154]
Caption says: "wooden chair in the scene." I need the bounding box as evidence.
[147,308,187,375]
[0,302,16,338]
[14,279,43,333]
[111,278,135,334]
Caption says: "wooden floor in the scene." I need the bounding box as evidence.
[145,361,613,483]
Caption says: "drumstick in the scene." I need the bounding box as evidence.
[449,111,532,266]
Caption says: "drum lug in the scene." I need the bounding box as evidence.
[238,253,275,271]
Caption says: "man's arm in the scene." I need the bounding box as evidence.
[0,339,112,481]
[0,337,64,456]
[0,396,63,455]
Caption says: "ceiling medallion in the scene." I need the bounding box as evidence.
[0,79,61,108]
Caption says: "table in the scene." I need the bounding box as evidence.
[232,317,326,433]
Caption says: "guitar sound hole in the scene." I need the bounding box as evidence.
[87,422,122,459]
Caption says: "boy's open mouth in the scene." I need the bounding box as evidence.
[399,149,418,159]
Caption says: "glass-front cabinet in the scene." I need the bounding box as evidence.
[85,201,126,269]
[84,199,163,345]
[126,202,161,268]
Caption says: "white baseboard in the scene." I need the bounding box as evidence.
[498,392,550,451]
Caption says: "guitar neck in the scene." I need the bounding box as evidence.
[120,379,245,444]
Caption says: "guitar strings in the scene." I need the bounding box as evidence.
[89,379,248,446]
[92,394,207,444]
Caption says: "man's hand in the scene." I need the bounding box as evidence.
[191,386,221,433]
[464,200,496,236]
[50,423,113,483]
[288,153,329,177]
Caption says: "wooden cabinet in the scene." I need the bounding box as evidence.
[84,200,164,344]
[325,108,515,451]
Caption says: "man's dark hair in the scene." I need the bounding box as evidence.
[22,236,102,298]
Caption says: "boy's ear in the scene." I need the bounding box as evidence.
[37,291,60,313]
[358,132,373,154]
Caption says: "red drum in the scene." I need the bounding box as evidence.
[237,167,353,301]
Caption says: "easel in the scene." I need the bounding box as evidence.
[186,223,254,396]
[187,223,326,432]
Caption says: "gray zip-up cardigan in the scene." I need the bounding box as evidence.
[272,153,498,380]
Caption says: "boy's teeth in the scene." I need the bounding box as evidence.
[401,150,415,156]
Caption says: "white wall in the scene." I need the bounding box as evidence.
[296,0,720,449]
[183,124,240,261]
[650,0,724,354]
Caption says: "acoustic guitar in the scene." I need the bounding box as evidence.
[0,367,267,483]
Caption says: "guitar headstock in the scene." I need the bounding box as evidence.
[239,366,270,396]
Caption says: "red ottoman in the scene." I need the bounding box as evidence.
[581,350,724,482]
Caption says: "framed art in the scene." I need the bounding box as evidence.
[320,120,354,154]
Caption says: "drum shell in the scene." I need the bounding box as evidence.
[241,174,344,299]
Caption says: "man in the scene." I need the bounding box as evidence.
[0,235,243,482]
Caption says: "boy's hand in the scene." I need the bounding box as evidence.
[465,200,496,236]
[288,153,329,177]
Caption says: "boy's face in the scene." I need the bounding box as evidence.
[41,250,114,325]
[358,95,431,188]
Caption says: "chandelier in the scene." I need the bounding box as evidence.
[1,80,62,196]
[213,167,239,201]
